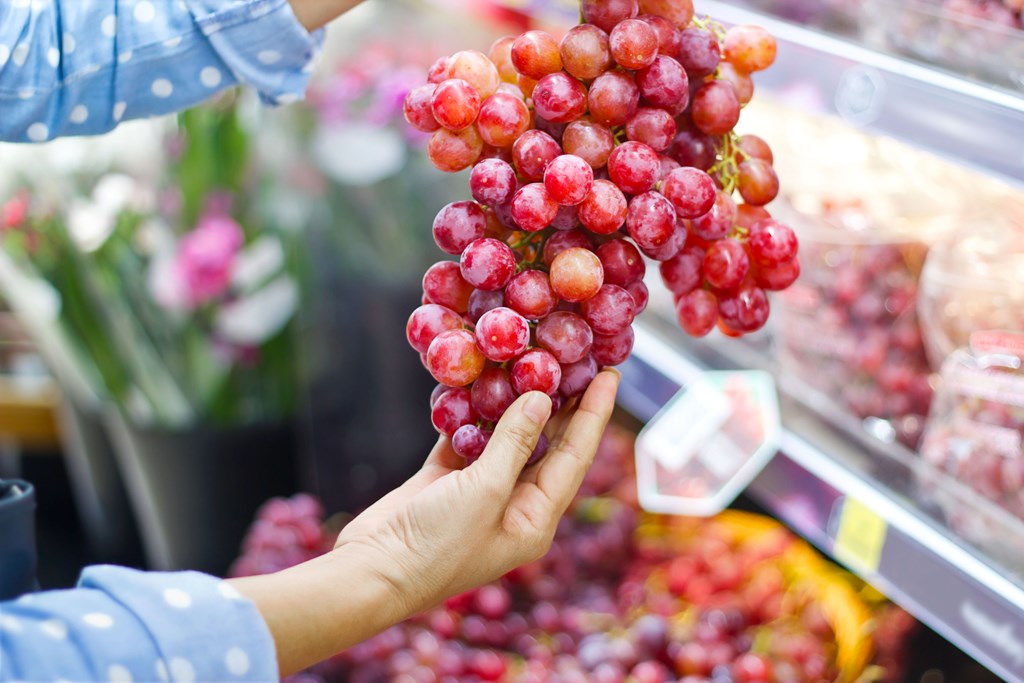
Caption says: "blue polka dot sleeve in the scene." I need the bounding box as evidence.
[0,0,324,143]
[0,565,279,682]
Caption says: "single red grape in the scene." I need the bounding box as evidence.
[579,179,628,235]
[591,326,635,366]
[550,247,604,302]
[467,288,505,323]
[676,27,721,77]
[476,92,531,148]
[608,141,660,195]
[404,83,441,133]
[661,167,717,219]
[511,183,559,232]
[428,126,483,172]
[433,200,487,255]
[536,311,594,364]
[588,70,641,127]
[432,78,481,132]
[626,191,677,251]
[488,35,518,83]
[427,329,486,388]
[596,238,645,286]
[754,255,800,290]
[511,30,563,80]
[544,154,595,206]
[511,348,562,396]
[407,303,464,354]
[639,0,694,27]
[452,424,492,460]
[475,307,531,362]
[559,354,599,398]
[431,386,479,437]
[691,190,737,241]
[639,14,681,55]
[724,25,777,73]
[505,269,557,319]
[563,118,615,169]
[469,158,517,206]
[560,24,612,81]
[610,19,659,70]
[460,238,517,290]
[625,107,676,151]
[703,238,750,290]
[533,72,588,124]
[581,284,636,335]
[635,55,688,108]
[423,260,474,313]
[471,367,519,421]
[660,246,704,296]
[581,0,639,33]
[691,81,741,136]
[737,159,779,206]
[512,129,562,181]
[718,285,770,333]
[676,289,718,337]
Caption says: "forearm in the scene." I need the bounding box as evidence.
[228,545,406,676]
[287,0,365,31]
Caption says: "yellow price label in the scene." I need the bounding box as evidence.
[833,497,887,574]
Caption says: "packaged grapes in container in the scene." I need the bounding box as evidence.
[769,146,962,448]
[918,200,1024,370]
[857,0,1024,90]
[919,332,1024,524]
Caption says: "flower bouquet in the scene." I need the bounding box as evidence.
[0,96,304,572]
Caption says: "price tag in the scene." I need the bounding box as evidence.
[833,497,888,574]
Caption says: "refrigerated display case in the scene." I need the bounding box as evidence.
[611,2,1024,681]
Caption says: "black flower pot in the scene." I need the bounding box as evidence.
[0,479,37,600]
[58,400,144,565]
[105,416,298,575]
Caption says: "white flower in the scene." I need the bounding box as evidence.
[232,236,285,292]
[92,173,137,215]
[312,122,406,186]
[67,200,115,252]
[147,251,190,311]
[215,275,298,345]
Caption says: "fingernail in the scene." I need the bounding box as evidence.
[523,392,552,425]
[603,367,622,380]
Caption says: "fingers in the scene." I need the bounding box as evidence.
[533,369,620,514]
[470,391,552,497]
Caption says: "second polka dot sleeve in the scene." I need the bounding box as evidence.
[0,565,279,682]
[0,0,323,143]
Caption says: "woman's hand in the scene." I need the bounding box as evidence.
[231,368,620,676]
[335,368,621,615]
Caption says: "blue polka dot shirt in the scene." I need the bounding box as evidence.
[0,0,324,142]
[0,565,279,681]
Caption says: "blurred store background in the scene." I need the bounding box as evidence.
[1,0,1023,681]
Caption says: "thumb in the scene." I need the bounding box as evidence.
[471,391,551,495]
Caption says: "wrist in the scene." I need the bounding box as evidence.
[228,543,407,676]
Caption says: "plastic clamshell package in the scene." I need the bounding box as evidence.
[635,369,781,517]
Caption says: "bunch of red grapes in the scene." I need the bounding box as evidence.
[404,0,800,457]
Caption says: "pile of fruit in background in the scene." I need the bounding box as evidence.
[232,423,916,683]
[404,0,801,457]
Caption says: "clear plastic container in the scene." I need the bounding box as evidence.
[859,0,1024,90]
[770,143,962,447]
[918,201,1024,370]
[920,336,1024,520]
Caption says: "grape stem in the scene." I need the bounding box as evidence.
[691,15,727,41]
[710,131,743,196]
